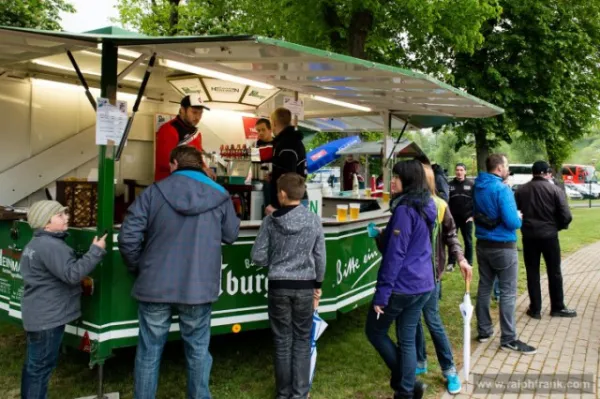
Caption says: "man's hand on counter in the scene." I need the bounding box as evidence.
[265,205,276,216]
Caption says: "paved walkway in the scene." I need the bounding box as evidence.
[442,242,600,398]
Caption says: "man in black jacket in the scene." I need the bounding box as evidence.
[447,163,474,271]
[265,108,307,215]
[515,161,576,319]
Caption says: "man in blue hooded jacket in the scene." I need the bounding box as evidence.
[119,146,240,399]
[473,154,536,355]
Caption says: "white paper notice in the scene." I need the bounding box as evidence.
[96,98,128,145]
[283,97,305,121]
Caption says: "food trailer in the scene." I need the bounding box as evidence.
[0,25,503,396]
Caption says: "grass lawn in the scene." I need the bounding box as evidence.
[2,208,600,399]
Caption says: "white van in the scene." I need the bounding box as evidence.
[508,164,533,187]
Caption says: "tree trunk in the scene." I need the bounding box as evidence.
[322,4,345,54]
[348,10,374,59]
[474,129,490,173]
[546,141,564,184]
[169,0,181,35]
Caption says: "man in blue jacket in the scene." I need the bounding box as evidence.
[473,154,536,355]
[119,146,240,399]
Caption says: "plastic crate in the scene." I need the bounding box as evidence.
[56,180,98,227]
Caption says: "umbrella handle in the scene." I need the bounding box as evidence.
[466,279,470,294]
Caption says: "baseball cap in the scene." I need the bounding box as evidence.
[180,95,210,110]
[532,160,552,175]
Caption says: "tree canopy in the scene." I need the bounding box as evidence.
[452,0,600,171]
[0,0,74,30]
[116,0,500,74]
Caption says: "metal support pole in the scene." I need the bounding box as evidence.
[382,111,391,191]
[95,44,118,399]
[66,50,97,111]
[385,118,409,168]
[116,53,156,161]
[293,91,299,129]
[97,363,106,399]
[97,41,118,236]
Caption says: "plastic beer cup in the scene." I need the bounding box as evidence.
[337,204,348,222]
[350,203,360,220]
[382,191,390,203]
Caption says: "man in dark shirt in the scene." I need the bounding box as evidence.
[447,163,474,271]
[515,161,576,319]
[265,108,307,215]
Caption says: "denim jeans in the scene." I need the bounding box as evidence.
[135,302,213,399]
[415,282,456,376]
[268,288,314,399]
[365,291,432,399]
[21,325,65,399]
[476,245,518,345]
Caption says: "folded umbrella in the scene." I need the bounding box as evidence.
[309,311,328,388]
[459,280,474,386]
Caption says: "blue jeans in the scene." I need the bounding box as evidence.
[365,291,432,398]
[415,282,456,376]
[135,302,213,399]
[21,325,65,399]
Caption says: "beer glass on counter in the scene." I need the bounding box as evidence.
[350,203,360,220]
[337,204,349,222]
[382,192,390,203]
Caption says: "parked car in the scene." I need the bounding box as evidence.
[565,186,583,200]
[565,183,599,199]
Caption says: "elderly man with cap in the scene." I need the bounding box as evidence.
[154,95,216,182]
[515,161,576,319]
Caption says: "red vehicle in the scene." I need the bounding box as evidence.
[562,164,597,184]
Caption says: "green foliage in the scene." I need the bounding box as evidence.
[0,0,75,30]
[116,0,500,68]
[453,0,600,170]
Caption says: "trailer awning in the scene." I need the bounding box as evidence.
[337,138,426,159]
[0,25,503,130]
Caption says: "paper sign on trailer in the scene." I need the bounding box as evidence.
[96,98,128,145]
[283,97,305,121]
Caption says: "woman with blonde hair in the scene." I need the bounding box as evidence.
[416,163,473,395]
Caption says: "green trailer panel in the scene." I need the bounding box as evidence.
[0,216,388,365]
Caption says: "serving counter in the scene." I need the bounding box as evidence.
[0,203,390,365]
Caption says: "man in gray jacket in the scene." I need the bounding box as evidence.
[119,146,240,399]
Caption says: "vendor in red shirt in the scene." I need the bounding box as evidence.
[154,95,216,181]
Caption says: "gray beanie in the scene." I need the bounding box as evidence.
[28,200,68,230]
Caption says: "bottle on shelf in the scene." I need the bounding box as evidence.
[352,173,360,197]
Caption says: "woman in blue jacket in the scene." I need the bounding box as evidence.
[366,160,436,399]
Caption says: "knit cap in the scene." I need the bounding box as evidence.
[27,200,68,230]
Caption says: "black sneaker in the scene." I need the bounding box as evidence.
[501,340,537,355]
[526,309,541,320]
[413,380,427,399]
[477,334,491,343]
[550,308,577,318]
[393,380,427,399]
